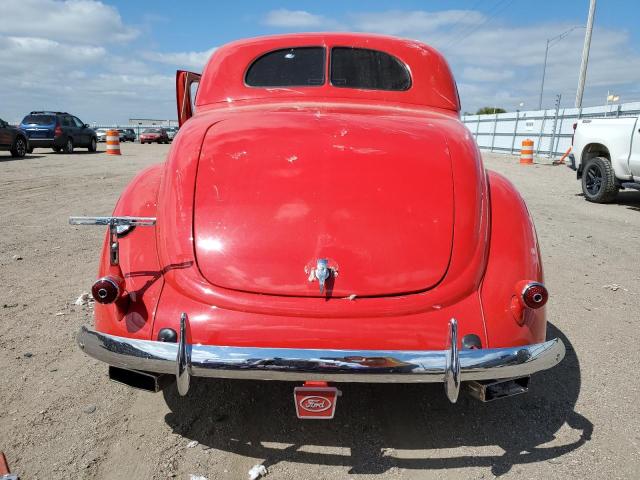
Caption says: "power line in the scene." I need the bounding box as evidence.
[444,0,516,49]
[436,0,486,47]
[442,0,510,48]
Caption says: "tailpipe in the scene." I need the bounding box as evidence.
[109,366,174,393]
[466,376,530,402]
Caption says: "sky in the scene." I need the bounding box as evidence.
[1,0,639,123]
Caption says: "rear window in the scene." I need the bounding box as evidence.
[245,47,325,87]
[330,47,411,91]
[22,115,56,125]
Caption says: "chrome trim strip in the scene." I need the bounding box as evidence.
[444,319,460,402]
[77,326,565,387]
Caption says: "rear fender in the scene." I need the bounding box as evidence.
[480,171,546,347]
[94,164,164,340]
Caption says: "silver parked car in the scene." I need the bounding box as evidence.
[96,128,109,142]
[166,127,179,141]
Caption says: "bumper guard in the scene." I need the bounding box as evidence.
[77,315,565,403]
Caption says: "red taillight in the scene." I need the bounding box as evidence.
[521,282,548,309]
[54,125,63,137]
[91,276,123,304]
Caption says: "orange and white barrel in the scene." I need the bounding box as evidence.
[520,139,534,165]
[106,129,121,156]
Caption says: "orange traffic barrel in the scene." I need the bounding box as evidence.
[106,129,121,156]
[520,139,534,165]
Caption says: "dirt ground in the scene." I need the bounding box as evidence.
[1,143,639,480]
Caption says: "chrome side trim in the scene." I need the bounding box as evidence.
[444,319,460,403]
[77,326,566,391]
[176,313,191,396]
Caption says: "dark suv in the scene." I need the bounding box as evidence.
[0,118,29,158]
[118,128,136,142]
[20,111,97,153]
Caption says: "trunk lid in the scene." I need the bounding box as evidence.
[193,110,454,297]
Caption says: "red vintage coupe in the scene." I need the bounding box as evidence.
[71,33,564,418]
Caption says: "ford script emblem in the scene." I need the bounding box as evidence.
[299,396,332,413]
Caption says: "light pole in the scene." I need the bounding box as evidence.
[538,26,585,110]
[575,0,597,108]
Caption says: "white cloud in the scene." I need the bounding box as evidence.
[0,0,173,123]
[263,9,334,29]
[463,67,515,82]
[142,48,217,71]
[3,3,638,123]
[0,0,138,44]
[350,10,485,36]
[260,8,640,113]
[0,35,105,64]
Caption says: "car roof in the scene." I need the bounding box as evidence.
[197,32,459,112]
[29,111,69,115]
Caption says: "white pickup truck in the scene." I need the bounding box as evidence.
[570,117,640,202]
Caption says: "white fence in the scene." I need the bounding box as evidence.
[462,101,640,158]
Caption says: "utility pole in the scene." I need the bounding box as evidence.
[575,0,596,108]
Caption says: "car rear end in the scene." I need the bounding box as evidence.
[140,129,161,144]
[125,129,136,142]
[96,129,108,142]
[20,114,62,149]
[70,34,566,416]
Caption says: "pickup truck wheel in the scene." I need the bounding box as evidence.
[582,156,618,203]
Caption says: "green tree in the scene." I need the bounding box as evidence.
[476,107,506,115]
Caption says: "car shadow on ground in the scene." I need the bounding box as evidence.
[58,150,103,155]
[616,191,640,212]
[0,154,45,162]
[163,324,592,476]
[574,190,640,212]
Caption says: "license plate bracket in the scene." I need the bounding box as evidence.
[294,383,340,419]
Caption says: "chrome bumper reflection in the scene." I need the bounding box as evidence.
[78,317,565,402]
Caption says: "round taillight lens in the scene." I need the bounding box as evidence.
[91,276,122,304]
[522,282,548,309]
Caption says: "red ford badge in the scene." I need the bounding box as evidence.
[294,383,341,419]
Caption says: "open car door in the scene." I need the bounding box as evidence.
[176,70,201,127]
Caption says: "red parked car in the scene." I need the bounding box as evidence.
[139,128,169,144]
[71,33,564,418]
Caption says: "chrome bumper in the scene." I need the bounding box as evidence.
[77,316,565,403]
